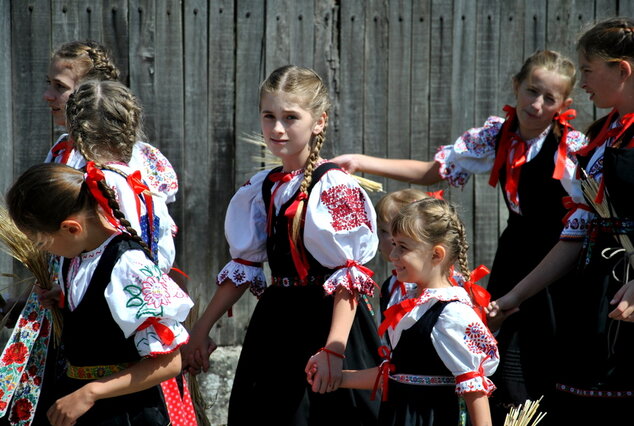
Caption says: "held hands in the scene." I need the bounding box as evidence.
[609,279,634,321]
[181,324,218,374]
[304,347,345,394]
[485,293,520,332]
[47,384,97,426]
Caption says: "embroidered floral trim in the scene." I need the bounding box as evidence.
[67,363,133,380]
[217,260,267,297]
[464,322,498,357]
[556,383,634,398]
[417,287,473,307]
[390,374,455,386]
[271,275,325,287]
[455,376,496,396]
[323,269,375,296]
[320,185,373,232]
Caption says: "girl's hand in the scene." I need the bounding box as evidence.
[609,279,634,321]
[181,325,218,374]
[485,299,519,333]
[34,285,62,309]
[306,362,318,386]
[304,349,343,394]
[47,385,97,426]
[329,154,361,174]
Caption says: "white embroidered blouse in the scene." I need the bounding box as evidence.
[217,165,378,297]
[386,286,499,396]
[61,234,193,357]
[434,116,591,240]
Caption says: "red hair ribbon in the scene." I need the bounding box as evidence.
[425,190,445,200]
[561,196,593,225]
[136,317,175,346]
[371,346,395,401]
[126,170,154,242]
[284,192,310,281]
[462,265,491,324]
[50,137,74,164]
[85,162,119,228]
[552,109,577,180]
[378,298,420,336]
[266,172,293,235]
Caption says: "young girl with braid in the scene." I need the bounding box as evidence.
[337,198,498,426]
[183,65,381,425]
[5,162,193,426]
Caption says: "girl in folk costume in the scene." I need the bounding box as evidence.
[336,198,498,426]
[183,65,381,425]
[490,17,634,425]
[5,163,193,426]
[331,50,588,421]
[43,40,178,202]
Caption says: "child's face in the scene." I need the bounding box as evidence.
[377,219,393,261]
[389,233,433,284]
[513,67,571,139]
[579,54,627,110]
[43,59,78,127]
[24,228,82,259]
[260,92,326,171]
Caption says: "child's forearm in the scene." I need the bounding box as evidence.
[340,367,379,390]
[83,350,181,401]
[355,155,442,185]
[463,392,492,426]
[195,279,249,335]
[324,287,358,353]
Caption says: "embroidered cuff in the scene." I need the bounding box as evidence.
[135,319,189,357]
[561,209,594,240]
[217,259,267,297]
[455,375,496,396]
[434,148,469,188]
[323,266,376,296]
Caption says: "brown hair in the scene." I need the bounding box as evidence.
[375,188,429,224]
[577,17,634,64]
[52,40,120,82]
[391,198,471,281]
[514,50,577,99]
[259,65,330,243]
[7,163,152,259]
[66,79,143,164]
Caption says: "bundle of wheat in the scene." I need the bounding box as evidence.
[242,132,384,193]
[0,207,62,341]
[504,397,546,426]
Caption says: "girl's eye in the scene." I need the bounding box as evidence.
[286,115,298,120]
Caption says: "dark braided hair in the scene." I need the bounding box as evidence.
[578,17,634,64]
[6,163,153,260]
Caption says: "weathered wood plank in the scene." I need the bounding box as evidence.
[314,0,337,160]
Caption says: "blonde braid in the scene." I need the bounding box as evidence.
[453,214,471,282]
[54,40,120,82]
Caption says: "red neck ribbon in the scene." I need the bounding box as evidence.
[266,172,293,235]
[552,109,577,180]
[488,106,525,206]
[371,345,395,401]
[85,162,118,228]
[51,137,74,164]
[126,170,154,242]
[136,317,175,346]
[378,298,420,336]
[462,265,491,325]
[284,192,310,281]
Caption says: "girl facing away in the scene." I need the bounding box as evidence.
[183,65,382,425]
[334,198,498,426]
[332,50,588,422]
[5,162,193,426]
[489,17,634,424]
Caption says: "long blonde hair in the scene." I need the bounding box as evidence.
[260,65,330,244]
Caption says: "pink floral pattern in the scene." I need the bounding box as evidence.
[464,322,498,358]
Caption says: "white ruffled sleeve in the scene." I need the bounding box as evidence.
[304,168,378,296]
[129,142,179,204]
[431,302,499,396]
[216,171,269,296]
[434,116,504,188]
[105,250,193,357]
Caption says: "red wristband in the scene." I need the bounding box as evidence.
[319,347,345,359]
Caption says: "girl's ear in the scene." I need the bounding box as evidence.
[312,112,327,135]
[619,59,633,81]
[431,244,446,266]
[60,218,83,235]
[562,97,573,109]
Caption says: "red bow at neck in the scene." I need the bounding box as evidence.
[85,162,118,228]
[51,137,74,164]
[126,170,154,243]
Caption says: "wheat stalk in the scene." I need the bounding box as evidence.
[0,207,63,342]
[241,132,384,192]
[504,397,547,426]
[184,296,211,426]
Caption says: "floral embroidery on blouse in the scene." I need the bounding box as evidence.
[464,322,497,358]
[320,185,373,232]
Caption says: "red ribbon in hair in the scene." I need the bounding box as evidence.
[50,137,74,164]
[126,170,155,242]
[85,162,118,228]
[552,109,577,180]
[378,298,420,336]
[462,265,491,324]
[561,196,593,225]
[425,190,445,200]
[284,192,310,281]
[371,346,395,401]
[136,317,175,346]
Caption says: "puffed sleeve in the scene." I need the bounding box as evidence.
[431,302,499,396]
[130,142,179,204]
[559,130,595,240]
[105,250,193,357]
[304,168,378,296]
[216,170,269,296]
[434,116,504,187]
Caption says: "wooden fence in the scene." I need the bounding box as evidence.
[1,0,632,345]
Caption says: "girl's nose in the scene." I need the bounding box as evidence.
[43,87,55,102]
[272,120,285,135]
[389,246,399,262]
